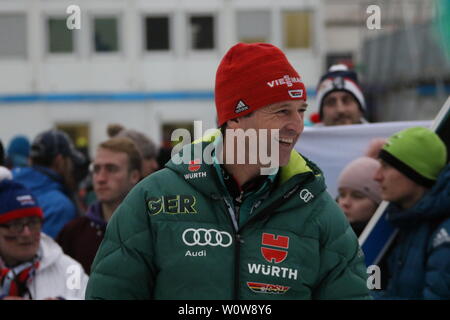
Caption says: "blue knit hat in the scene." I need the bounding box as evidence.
[0,180,43,224]
[7,135,30,167]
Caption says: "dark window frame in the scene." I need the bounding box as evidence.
[188,14,215,50]
[47,16,75,54]
[144,15,171,51]
[92,15,120,53]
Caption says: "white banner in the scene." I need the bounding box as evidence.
[295,121,432,198]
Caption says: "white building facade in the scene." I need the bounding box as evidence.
[0,0,325,155]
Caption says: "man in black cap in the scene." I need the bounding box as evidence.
[12,129,85,239]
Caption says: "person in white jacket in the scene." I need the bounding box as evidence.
[0,179,88,300]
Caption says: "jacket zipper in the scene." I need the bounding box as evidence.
[233,191,244,300]
[235,191,244,226]
[227,186,300,299]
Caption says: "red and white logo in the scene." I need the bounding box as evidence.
[188,159,201,172]
[288,89,304,98]
[247,282,290,294]
[261,233,289,263]
[16,195,35,206]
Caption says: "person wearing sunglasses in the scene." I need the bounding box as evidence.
[0,180,88,300]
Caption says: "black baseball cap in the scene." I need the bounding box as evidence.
[30,129,85,166]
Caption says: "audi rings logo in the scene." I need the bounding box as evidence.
[299,189,314,203]
[182,228,233,247]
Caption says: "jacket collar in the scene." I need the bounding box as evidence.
[387,164,450,228]
[86,201,107,227]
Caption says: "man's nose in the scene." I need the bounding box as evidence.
[94,168,108,182]
[20,225,33,236]
[285,112,304,133]
[336,99,347,113]
[339,196,351,208]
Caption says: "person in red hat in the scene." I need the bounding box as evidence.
[0,180,88,300]
[86,43,370,300]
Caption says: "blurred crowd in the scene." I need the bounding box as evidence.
[0,124,172,299]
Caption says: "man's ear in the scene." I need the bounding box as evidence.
[51,154,65,174]
[130,169,141,185]
[226,118,240,129]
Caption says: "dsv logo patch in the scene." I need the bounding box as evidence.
[182,228,233,247]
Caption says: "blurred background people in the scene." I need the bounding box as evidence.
[316,64,367,126]
[0,180,88,300]
[108,124,159,177]
[57,137,142,274]
[12,129,85,239]
[337,156,382,236]
[373,127,449,299]
[5,135,30,169]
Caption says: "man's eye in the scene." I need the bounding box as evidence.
[106,165,119,173]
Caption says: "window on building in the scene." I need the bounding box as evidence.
[237,11,271,43]
[189,15,214,50]
[56,122,90,185]
[56,123,90,151]
[145,16,170,51]
[0,14,27,58]
[93,17,119,52]
[283,11,312,49]
[48,18,74,53]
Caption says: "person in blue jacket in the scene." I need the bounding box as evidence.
[373,127,450,299]
[13,129,85,239]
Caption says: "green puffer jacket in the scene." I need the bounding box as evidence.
[86,142,370,300]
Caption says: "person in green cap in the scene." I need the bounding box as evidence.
[373,126,450,299]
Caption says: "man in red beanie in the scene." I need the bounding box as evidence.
[214,43,308,173]
[87,43,370,300]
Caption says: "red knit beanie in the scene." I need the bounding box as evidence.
[215,43,307,127]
